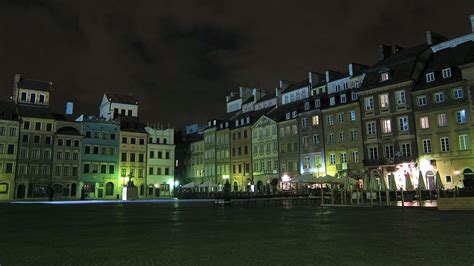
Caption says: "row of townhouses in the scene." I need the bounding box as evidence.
[176,17,474,193]
[0,75,176,200]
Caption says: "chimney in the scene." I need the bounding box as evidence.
[65,101,74,116]
[379,44,393,60]
[426,31,448,45]
[470,14,474,32]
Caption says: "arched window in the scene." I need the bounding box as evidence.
[16,184,25,198]
[426,171,435,190]
[463,168,474,188]
[233,181,238,192]
[148,186,154,197]
[70,183,77,197]
[105,182,114,196]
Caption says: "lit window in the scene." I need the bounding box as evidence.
[438,113,447,127]
[441,68,452,78]
[340,153,347,163]
[459,135,470,150]
[417,96,427,106]
[381,72,389,82]
[426,72,435,82]
[312,115,319,125]
[379,94,389,108]
[350,111,356,121]
[456,110,466,124]
[420,117,429,129]
[382,119,391,133]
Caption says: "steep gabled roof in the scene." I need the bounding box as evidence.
[269,100,306,122]
[282,79,310,93]
[56,126,82,136]
[17,77,53,91]
[17,105,54,119]
[105,92,138,105]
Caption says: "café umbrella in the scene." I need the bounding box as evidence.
[418,171,426,190]
[405,173,414,190]
[182,182,199,189]
[290,174,318,184]
[388,173,397,191]
[435,171,444,190]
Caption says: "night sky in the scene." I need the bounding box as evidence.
[0,1,473,129]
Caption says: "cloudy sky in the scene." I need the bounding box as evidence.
[0,0,473,129]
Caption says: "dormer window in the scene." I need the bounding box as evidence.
[343,83,348,90]
[225,122,229,128]
[39,94,45,104]
[20,92,27,102]
[235,120,239,126]
[315,99,320,107]
[246,117,250,124]
[352,92,358,101]
[380,72,389,82]
[304,102,310,110]
[286,113,290,119]
[240,118,244,125]
[330,97,335,106]
[426,72,435,83]
[291,111,297,118]
[442,68,452,79]
[30,93,36,103]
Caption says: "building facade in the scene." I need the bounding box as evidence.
[0,100,19,200]
[146,126,175,196]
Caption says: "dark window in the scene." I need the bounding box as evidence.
[71,184,77,197]
[85,131,92,138]
[5,163,13,173]
[233,133,236,140]
[158,151,162,159]
[121,153,127,162]
[7,144,14,154]
[93,146,99,154]
[128,110,132,116]
[149,167,154,175]
[35,122,41,131]
[30,93,36,103]
[20,92,27,101]
[130,153,136,162]
[238,164,242,173]
[74,140,79,147]
[23,121,30,130]
[163,139,167,144]
[238,147,241,155]
[33,135,40,144]
[101,165,107,174]
[238,132,241,139]
[131,138,136,144]
[57,139,63,146]
[45,136,52,144]
[232,148,235,156]
[243,130,247,138]
[122,137,127,144]
[139,154,144,162]
[114,108,119,117]
[110,133,116,140]
[165,152,170,159]
[139,138,145,145]
[233,165,236,174]
[105,182,114,196]
[66,139,72,147]
[22,134,29,143]
[244,146,248,155]
[149,138,153,143]
[83,164,90,173]
[39,94,45,103]
[150,151,154,158]
[165,168,169,175]
[121,109,125,116]
[46,123,53,132]
[85,146,91,154]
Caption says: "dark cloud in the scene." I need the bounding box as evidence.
[0,0,473,129]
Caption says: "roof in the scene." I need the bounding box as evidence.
[360,44,430,91]
[415,41,474,91]
[269,100,306,122]
[0,99,19,121]
[105,92,138,105]
[56,126,82,136]
[242,96,254,104]
[16,77,53,91]
[17,105,54,119]
[230,106,275,129]
[282,79,310,93]
[119,116,146,133]
[255,93,276,103]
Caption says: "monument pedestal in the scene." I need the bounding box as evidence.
[122,185,138,201]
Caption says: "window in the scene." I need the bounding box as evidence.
[85,131,92,138]
[328,133,335,144]
[385,145,394,158]
[94,132,100,139]
[395,90,406,105]
[351,151,359,163]
[401,143,411,157]
[121,153,127,162]
[382,119,391,133]
[66,139,72,147]
[350,129,357,141]
[352,92,358,100]
[340,94,346,103]
[422,139,432,153]
[446,176,452,183]
[379,94,389,108]
[369,146,378,160]
[435,92,444,103]
[74,140,79,147]
[302,118,308,127]
[9,127,16,137]
[20,148,27,159]
[315,99,321,107]
[456,110,466,124]
[340,153,347,163]
[367,122,376,136]
[312,134,320,146]
[381,72,389,82]
[0,127,5,136]
[302,136,309,147]
[23,121,30,130]
[130,153,136,162]
[149,167,154,175]
[420,117,429,129]
[304,102,310,110]
[337,113,344,123]
[45,136,51,145]
[35,122,41,131]
[7,144,14,155]
[101,164,107,174]
[438,113,447,127]
[93,146,99,154]
[92,164,99,174]
[339,131,345,143]
[453,88,463,99]
[441,68,451,78]
[33,135,40,144]
[365,97,374,111]
[22,134,29,143]
[139,154,144,162]
[426,72,435,82]
[329,97,335,106]
[131,138,136,144]
[327,115,334,125]
[122,137,127,144]
[20,92,27,101]
[418,96,427,106]
[30,93,36,103]
[312,115,319,125]
[349,111,356,121]
[329,154,336,165]
[459,135,469,150]
[440,137,450,152]
[398,117,409,131]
